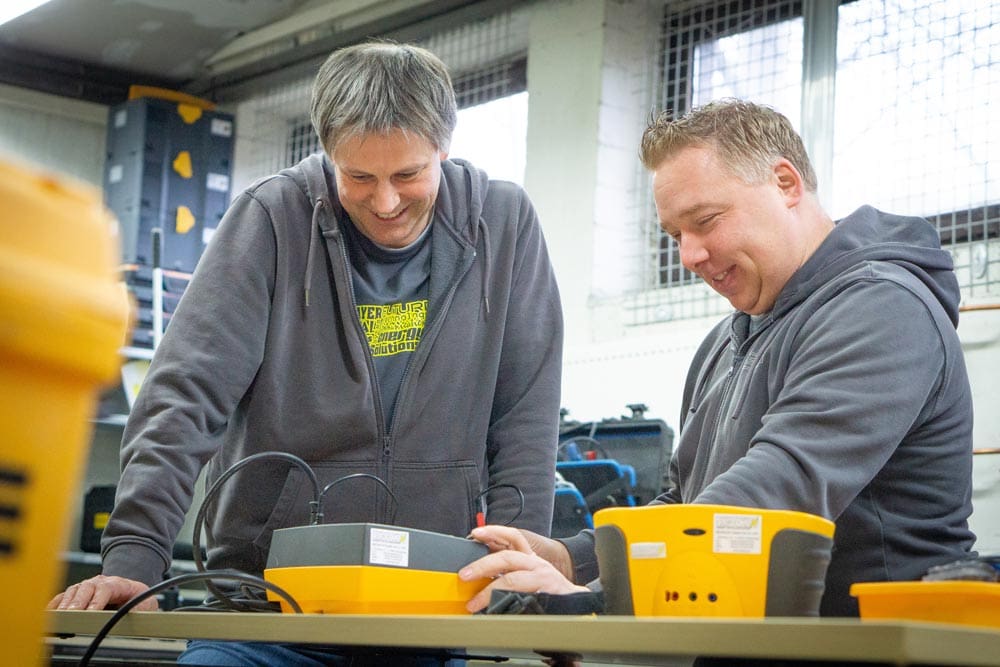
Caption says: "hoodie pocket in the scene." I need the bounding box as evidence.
[389,461,480,536]
[254,461,380,551]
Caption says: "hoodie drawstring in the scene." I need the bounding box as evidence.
[304,198,324,308]
[477,218,492,317]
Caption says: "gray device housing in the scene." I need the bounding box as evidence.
[266,522,489,572]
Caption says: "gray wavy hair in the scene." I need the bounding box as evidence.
[310,40,458,154]
[639,98,818,192]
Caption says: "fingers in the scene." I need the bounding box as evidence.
[45,591,65,610]
[459,548,538,581]
[463,569,532,612]
[50,581,90,610]
[459,549,586,612]
[86,578,120,611]
[468,525,533,553]
[468,526,575,582]
[459,550,546,613]
[48,575,156,611]
[132,595,160,612]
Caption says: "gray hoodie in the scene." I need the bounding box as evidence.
[102,154,563,585]
[563,205,975,616]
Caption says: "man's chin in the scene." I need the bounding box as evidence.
[710,289,742,312]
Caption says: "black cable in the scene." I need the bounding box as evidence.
[192,452,320,611]
[473,483,525,526]
[319,472,399,524]
[78,570,302,667]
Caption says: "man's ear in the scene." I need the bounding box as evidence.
[773,158,803,208]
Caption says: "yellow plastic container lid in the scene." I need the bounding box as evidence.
[0,157,130,381]
[851,581,1000,630]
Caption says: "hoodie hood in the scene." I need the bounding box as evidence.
[434,157,491,244]
[283,152,493,312]
[773,205,961,327]
[425,157,494,315]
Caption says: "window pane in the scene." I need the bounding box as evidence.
[834,0,999,219]
[450,91,528,185]
[693,18,803,127]
[834,0,1000,298]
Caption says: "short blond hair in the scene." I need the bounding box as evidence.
[639,98,817,192]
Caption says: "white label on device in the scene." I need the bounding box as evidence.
[369,527,410,567]
[713,513,762,554]
[211,118,233,137]
[206,172,229,192]
[630,541,666,559]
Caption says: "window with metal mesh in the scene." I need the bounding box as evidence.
[834,0,1000,303]
[632,0,1000,324]
[448,57,528,185]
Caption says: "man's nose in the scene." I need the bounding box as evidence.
[371,182,400,213]
[678,236,708,270]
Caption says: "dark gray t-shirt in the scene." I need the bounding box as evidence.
[344,219,431,430]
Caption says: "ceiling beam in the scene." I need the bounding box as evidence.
[0,43,175,106]
[185,0,531,103]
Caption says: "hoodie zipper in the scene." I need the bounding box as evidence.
[331,231,392,513]
[333,223,477,523]
[374,244,475,522]
[386,244,477,432]
[688,348,744,500]
[689,319,771,501]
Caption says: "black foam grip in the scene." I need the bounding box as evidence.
[595,524,635,615]
[765,528,834,616]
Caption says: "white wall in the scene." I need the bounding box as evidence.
[522,0,605,352]
[0,83,107,186]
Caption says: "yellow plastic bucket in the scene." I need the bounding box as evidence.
[0,157,130,666]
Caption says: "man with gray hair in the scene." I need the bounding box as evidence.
[51,40,563,666]
[461,99,975,624]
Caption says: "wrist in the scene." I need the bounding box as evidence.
[553,541,575,582]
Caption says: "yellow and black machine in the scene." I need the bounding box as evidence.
[594,504,835,617]
[263,522,489,614]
